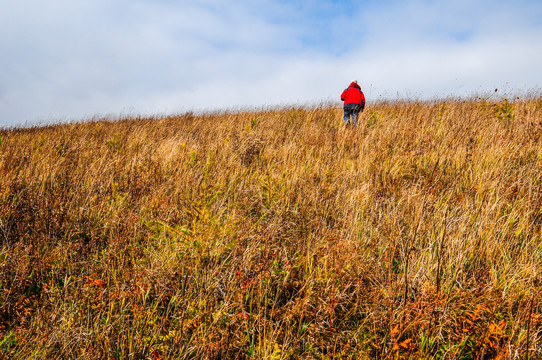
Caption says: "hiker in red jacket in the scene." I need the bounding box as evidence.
[340,80,365,126]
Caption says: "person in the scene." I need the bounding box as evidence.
[340,80,365,126]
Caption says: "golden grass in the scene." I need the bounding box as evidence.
[1,98,541,359]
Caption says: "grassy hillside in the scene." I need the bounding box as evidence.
[1,98,541,359]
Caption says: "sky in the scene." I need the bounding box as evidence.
[1,0,542,128]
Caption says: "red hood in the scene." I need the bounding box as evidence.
[349,82,361,89]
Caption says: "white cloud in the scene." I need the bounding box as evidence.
[1,0,541,127]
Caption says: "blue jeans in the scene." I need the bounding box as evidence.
[343,103,361,126]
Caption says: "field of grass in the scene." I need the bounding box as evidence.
[1,97,541,359]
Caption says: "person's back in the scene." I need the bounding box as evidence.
[340,80,365,126]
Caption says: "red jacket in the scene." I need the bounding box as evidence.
[341,82,365,106]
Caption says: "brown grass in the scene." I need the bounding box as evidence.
[1,98,541,359]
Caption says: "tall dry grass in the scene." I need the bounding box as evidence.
[1,97,541,359]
